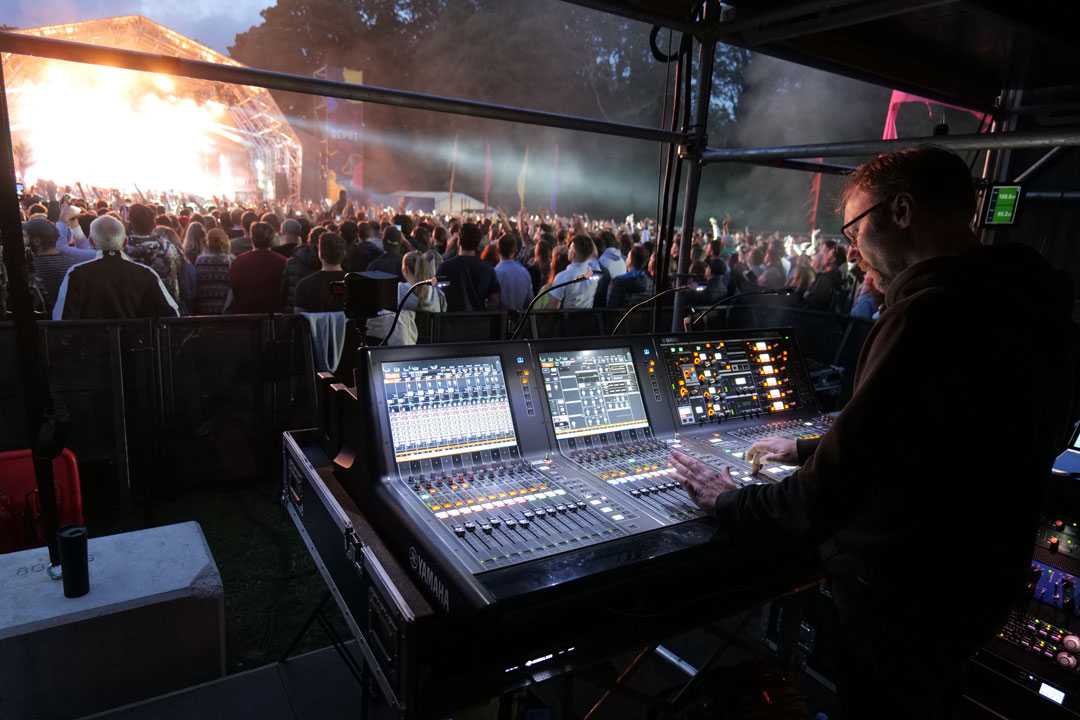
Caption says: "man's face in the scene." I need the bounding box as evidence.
[843,187,906,290]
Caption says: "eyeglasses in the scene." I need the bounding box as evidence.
[840,197,888,245]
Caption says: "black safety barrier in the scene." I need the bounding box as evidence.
[0,314,316,494]
[414,311,510,344]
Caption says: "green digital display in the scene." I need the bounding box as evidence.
[984,185,1022,225]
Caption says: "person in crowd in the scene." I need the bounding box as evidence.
[547,234,598,310]
[57,203,93,252]
[261,212,281,239]
[849,270,884,320]
[439,223,500,311]
[703,258,728,302]
[803,239,842,310]
[340,220,358,249]
[229,221,287,314]
[273,218,303,259]
[606,244,652,308]
[757,243,787,290]
[52,215,179,320]
[25,218,80,314]
[529,237,553,296]
[494,233,532,312]
[479,241,500,268]
[597,230,627,278]
[689,259,708,286]
[223,208,245,241]
[367,250,447,345]
[411,225,432,252]
[282,225,324,312]
[230,210,258,255]
[345,222,383,272]
[154,225,197,315]
[126,203,182,303]
[433,226,449,255]
[295,232,348,313]
[182,221,206,265]
[194,228,232,315]
[367,225,406,279]
[531,247,571,311]
[787,254,815,295]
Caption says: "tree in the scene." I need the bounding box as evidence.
[230,0,751,216]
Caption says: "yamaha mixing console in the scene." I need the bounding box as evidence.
[344,329,833,614]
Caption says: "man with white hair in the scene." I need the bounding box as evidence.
[52,215,179,320]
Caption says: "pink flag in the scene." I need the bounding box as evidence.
[882,90,988,140]
[483,143,493,212]
[808,158,822,231]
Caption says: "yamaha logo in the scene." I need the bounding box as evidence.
[408,545,450,613]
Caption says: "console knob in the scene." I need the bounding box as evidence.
[1056,519,1066,531]
[1050,536,1061,553]
[1062,635,1080,652]
[1057,651,1078,669]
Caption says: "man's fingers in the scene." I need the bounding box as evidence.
[670,450,711,475]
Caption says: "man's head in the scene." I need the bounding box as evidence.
[571,234,596,264]
[497,233,518,261]
[626,244,646,271]
[250,221,274,249]
[241,210,259,235]
[839,146,977,289]
[340,220,358,245]
[282,218,302,241]
[91,214,126,252]
[261,212,281,234]
[24,218,59,254]
[459,223,482,254]
[318,232,346,268]
[128,203,156,236]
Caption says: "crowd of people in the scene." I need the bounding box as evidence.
[3,187,885,344]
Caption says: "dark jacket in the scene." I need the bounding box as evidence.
[282,244,321,312]
[229,248,287,314]
[716,244,1079,621]
[367,249,404,281]
[344,240,383,273]
[52,251,180,320]
[606,269,652,308]
[803,267,841,310]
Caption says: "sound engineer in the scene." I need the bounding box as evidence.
[670,146,1080,719]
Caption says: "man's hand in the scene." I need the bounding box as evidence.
[744,436,798,475]
[670,450,739,513]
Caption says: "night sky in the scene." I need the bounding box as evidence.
[6,0,267,52]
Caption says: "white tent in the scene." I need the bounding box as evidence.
[383,191,489,215]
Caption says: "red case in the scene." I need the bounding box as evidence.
[0,448,84,553]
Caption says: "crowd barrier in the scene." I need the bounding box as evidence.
[1,304,870,494]
[0,315,316,494]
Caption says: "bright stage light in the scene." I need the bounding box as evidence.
[9,59,248,198]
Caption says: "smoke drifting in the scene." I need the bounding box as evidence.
[697,53,890,233]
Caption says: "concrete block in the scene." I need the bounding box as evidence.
[0,521,225,720]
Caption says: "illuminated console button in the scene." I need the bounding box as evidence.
[1050,537,1061,553]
